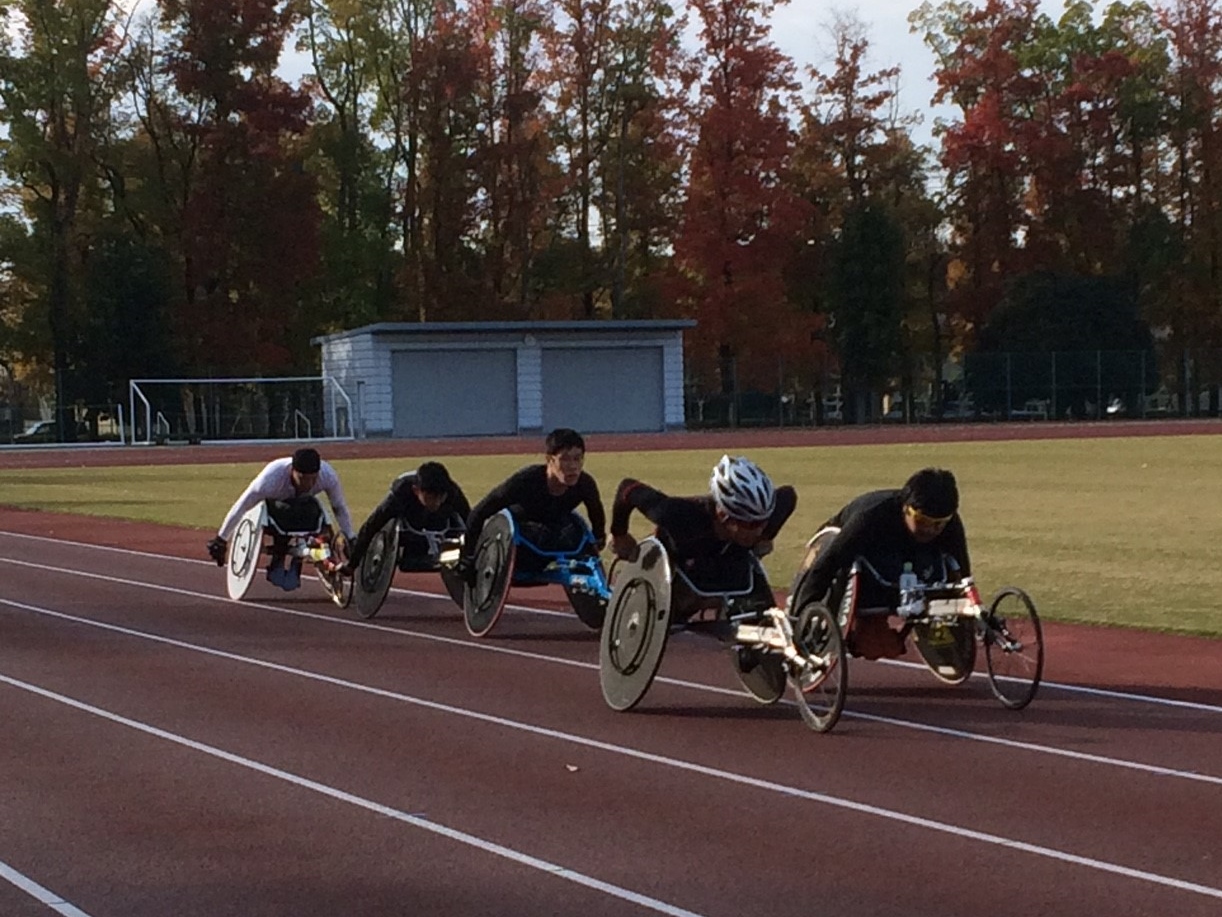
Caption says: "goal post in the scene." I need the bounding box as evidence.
[127,376,355,446]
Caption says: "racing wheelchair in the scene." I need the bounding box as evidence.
[795,527,1045,714]
[224,496,352,607]
[463,508,612,637]
[598,536,848,733]
[349,515,468,619]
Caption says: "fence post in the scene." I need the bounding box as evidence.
[1005,353,1013,419]
[1096,351,1102,419]
[1050,352,1057,420]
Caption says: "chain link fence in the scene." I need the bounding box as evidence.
[685,348,1222,428]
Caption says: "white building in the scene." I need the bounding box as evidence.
[314,320,695,438]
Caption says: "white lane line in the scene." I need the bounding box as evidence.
[1,529,1218,713]
[2,603,1221,904]
[2,559,1221,787]
[0,859,94,917]
[0,675,706,917]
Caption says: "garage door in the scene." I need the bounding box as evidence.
[541,347,664,432]
[392,349,517,437]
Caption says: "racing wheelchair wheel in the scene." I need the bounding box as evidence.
[789,600,847,733]
[226,504,266,601]
[732,644,787,705]
[464,510,516,637]
[353,521,400,619]
[911,619,978,685]
[982,587,1044,710]
[600,538,672,712]
[316,533,354,609]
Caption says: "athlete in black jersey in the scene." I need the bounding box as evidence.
[610,455,797,614]
[790,467,968,659]
[459,428,606,579]
[342,461,471,573]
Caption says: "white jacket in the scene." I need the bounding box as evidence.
[216,457,354,541]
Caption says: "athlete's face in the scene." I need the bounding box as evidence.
[414,485,446,513]
[546,447,585,489]
[291,469,318,493]
[717,510,767,547]
[904,504,952,543]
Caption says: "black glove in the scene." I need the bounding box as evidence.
[206,536,228,566]
[455,555,477,588]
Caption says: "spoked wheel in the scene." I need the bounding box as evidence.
[789,601,847,733]
[317,566,353,607]
[982,587,1044,710]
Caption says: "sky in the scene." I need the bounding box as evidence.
[769,1,954,146]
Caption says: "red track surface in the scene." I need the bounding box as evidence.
[1,426,1220,915]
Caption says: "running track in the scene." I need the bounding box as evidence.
[1,426,1220,916]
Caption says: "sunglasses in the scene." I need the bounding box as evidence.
[904,505,953,527]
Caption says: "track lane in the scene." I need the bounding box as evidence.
[2,552,1222,914]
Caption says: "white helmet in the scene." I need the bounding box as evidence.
[710,455,776,523]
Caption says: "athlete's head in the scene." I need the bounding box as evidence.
[710,455,776,525]
[414,461,454,512]
[545,428,586,488]
[900,467,958,543]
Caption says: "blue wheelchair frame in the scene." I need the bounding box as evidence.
[509,515,611,598]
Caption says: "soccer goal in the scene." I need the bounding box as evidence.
[128,376,355,446]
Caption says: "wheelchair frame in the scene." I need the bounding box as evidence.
[805,526,1045,711]
[463,509,612,637]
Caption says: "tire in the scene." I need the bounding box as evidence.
[983,587,1044,710]
[789,601,847,733]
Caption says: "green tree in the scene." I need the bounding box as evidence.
[0,0,127,438]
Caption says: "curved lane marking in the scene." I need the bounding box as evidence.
[0,671,707,917]
[2,598,1221,904]
[0,859,93,917]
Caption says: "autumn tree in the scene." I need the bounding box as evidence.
[150,0,321,374]
[674,0,814,397]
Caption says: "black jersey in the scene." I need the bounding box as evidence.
[795,488,970,606]
[610,478,797,563]
[348,471,471,566]
[464,465,605,559]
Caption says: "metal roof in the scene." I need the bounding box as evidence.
[313,319,696,345]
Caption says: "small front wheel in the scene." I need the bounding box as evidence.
[789,601,848,733]
[982,587,1044,710]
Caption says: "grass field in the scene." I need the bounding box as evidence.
[2,436,1221,637]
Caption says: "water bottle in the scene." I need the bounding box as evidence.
[898,562,921,618]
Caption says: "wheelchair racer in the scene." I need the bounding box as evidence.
[788,467,969,659]
[342,461,471,574]
[458,428,607,581]
[609,455,797,640]
[206,447,355,591]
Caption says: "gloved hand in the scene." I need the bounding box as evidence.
[455,555,477,588]
[752,539,774,558]
[206,536,228,566]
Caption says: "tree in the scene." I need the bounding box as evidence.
[0,0,127,438]
[673,0,815,396]
[155,0,321,373]
[824,202,906,421]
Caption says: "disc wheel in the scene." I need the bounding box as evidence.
[599,539,672,711]
[732,647,787,705]
[352,523,399,619]
[911,618,977,685]
[789,601,847,733]
[463,512,515,637]
[226,510,264,600]
[982,587,1044,710]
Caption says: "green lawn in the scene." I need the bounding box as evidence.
[2,436,1221,637]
